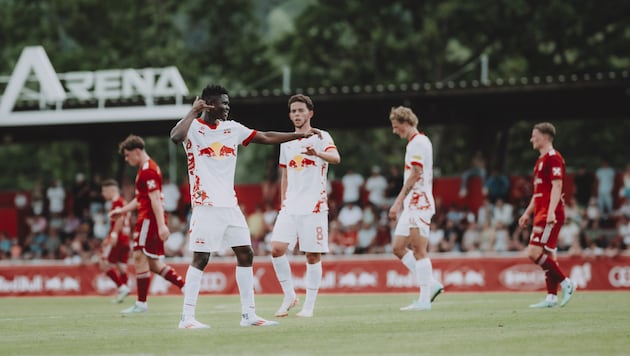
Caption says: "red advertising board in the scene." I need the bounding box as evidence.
[1,256,629,297]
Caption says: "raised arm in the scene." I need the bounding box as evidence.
[250,128,322,145]
[170,97,214,144]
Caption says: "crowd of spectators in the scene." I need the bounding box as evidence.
[2,162,630,264]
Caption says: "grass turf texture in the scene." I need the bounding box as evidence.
[2,292,628,355]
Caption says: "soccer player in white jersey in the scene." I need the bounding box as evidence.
[388,106,443,311]
[270,94,340,318]
[170,85,321,329]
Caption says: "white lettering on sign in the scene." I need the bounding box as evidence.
[0,46,190,125]
[609,266,630,287]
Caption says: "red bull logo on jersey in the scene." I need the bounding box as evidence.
[199,142,237,160]
[288,155,317,171]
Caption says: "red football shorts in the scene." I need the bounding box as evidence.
[529,214,564,251]
[107,235,130,264]
[133,218,165,258]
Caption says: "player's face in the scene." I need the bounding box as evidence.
[530,129,545,150]
[123,149,140,167]
[101,186,116,201]
[391,120,408,139]
[289,102,313,129]
[205,94,230,121]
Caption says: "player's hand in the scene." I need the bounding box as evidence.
[546,211,556,225]
[109,208,122,219]
[389,202,402,221]
[158,225,170,241]
[518,214,530,228]
[303,128,322,139]
[191,96,214,115]
[302,146,318,156]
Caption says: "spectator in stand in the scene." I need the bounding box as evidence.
[246,204,266,256]
[573,167,595,208]
[10,237,22,260]
[260,162,280,206]
[162,175,181,216]
[478,220,496,253]
[595,159,616,219]
[43,227,62,259]
[459,150,486,198]
[427,221,444,253]
[616,198,630,219]
[509,225,529,252]
[46,178,66,217]
[558,217,580,252]
[164,215,187,258]
[31,179,45,216]
[72,173,91,217]
[365,165,388,209]
[491,198,514,229]
[388,105,443,311]
[492,221,510,253]
[62,211,82,241]
[477,198,493,228]
[509,174,533,208]
[483,168,510,203]
[442,219,461,252]
[338,201,363,231]
[355,221,378,254]
[564,195,582,225]
[617,214,630,249]
[341,168,364,204]
[620,164,630,200]
[585,197,601,228]
[461,221,480,254]
[0,231,12,259]
[385,164,403,206]
[89,174,105,216]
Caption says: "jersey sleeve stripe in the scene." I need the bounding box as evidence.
[242,130,257,146]
[410,161,423,167]
[324,146,337,152]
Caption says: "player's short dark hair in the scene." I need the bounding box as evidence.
[534,122,556,139]
[118,134,145,153]
[101,179,119,188]
[288,94,314,111]
[201,84,229,101]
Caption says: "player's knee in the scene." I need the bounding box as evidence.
[192,252,210,269]
[392,245,407,259]
[306,253,321,264]
[270,244,287,258]
[234,246,254,266]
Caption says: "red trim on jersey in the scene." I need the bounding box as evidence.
[324,146,337,152]
[278,163,287,168]
[196,118,219,129]
[242,130,257,146]
[408,133,419,142]
[410,161,423,167]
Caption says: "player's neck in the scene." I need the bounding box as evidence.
[406,128,419,141]
[539,144,553,156]
[294,123,312,133]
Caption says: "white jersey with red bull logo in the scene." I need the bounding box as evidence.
[279,130,336,215]
[403,132,435,215]
[184,118,256,207]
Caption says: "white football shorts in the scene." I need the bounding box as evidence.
[394,209,433,238]
[188,205,251,253]
[271,211,329,253]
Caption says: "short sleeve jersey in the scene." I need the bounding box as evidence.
[279,130,336,214]
[403,133,435,215]
[109,195,130,237]
[184,118,256,207]
[532,149,565,223]
[135,159,163,223]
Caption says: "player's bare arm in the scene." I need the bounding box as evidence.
[389,164,422,220]
[170,96,214,144]
[110,198,138,219]
[251,128,322,145]
[302,146,341,164]
[108,214,125,245]
[148,190,169,241]
[280,167,288,204]
[518,197,535,228]
[547,179,563,224]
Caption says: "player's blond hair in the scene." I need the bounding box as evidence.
[389,106,418,127]
[533,122,556,140]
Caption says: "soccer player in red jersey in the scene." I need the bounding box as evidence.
[518,122,575,308]
[110,135,185,313]
[100,179,131,303]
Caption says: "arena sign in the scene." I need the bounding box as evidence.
[0,46,190,127]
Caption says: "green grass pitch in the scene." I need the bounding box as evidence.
[2,292,628,355]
